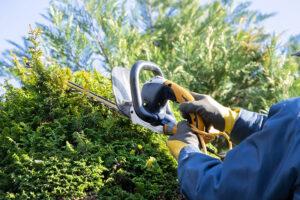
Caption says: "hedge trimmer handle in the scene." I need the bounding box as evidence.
[161,80,207,153]
[129,60,232,155]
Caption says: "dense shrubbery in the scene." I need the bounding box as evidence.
[0,29,182,199]
[0,0,299,198]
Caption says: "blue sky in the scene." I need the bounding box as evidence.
[0,0,50,55]
[248,0,300,38]
[0,0,299,56]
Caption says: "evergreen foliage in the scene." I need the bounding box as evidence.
[286,34,300,55]
[0,37,31,75]
[0,28,182,199]
[1,0,298,112]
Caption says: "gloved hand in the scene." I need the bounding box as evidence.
[179,92,240,133]
[167,121,200,159]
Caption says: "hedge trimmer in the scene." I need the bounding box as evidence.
[67,61,231,158]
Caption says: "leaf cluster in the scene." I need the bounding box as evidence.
[0,29,183,199]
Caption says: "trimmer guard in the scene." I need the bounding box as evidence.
[111,62,177,134]
[111,66,165,134]
[111,67,132,118]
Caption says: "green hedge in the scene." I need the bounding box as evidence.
[0,29,183,199]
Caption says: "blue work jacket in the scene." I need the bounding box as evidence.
[178,97,300,200]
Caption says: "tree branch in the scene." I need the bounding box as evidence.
[147,0,154,30]
[82,3,110,65]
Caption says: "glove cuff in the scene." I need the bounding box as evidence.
[166,140,188,160]
[224,108,240,133]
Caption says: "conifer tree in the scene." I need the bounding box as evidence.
[1,0,299,112]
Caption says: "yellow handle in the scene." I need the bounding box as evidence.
[163,81,207,154]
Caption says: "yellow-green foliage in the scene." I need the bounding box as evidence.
[0,29,182,199]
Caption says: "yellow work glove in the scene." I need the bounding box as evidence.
[167,121,200,160]
[179,92,240,134]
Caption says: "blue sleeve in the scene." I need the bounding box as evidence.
[230,109,267,144]
[178,97,300,200]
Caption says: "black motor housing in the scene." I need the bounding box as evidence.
[141,82,176,114]
[130,60,176,126]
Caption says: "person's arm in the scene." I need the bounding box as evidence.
[230,109,267,144]
[177,98,300,200]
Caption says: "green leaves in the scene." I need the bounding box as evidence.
[0,29,181,199]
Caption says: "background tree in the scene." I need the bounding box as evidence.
[284,34,300,98]
[1,0,298,113]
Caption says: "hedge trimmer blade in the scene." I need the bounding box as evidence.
[66,81,129,118]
